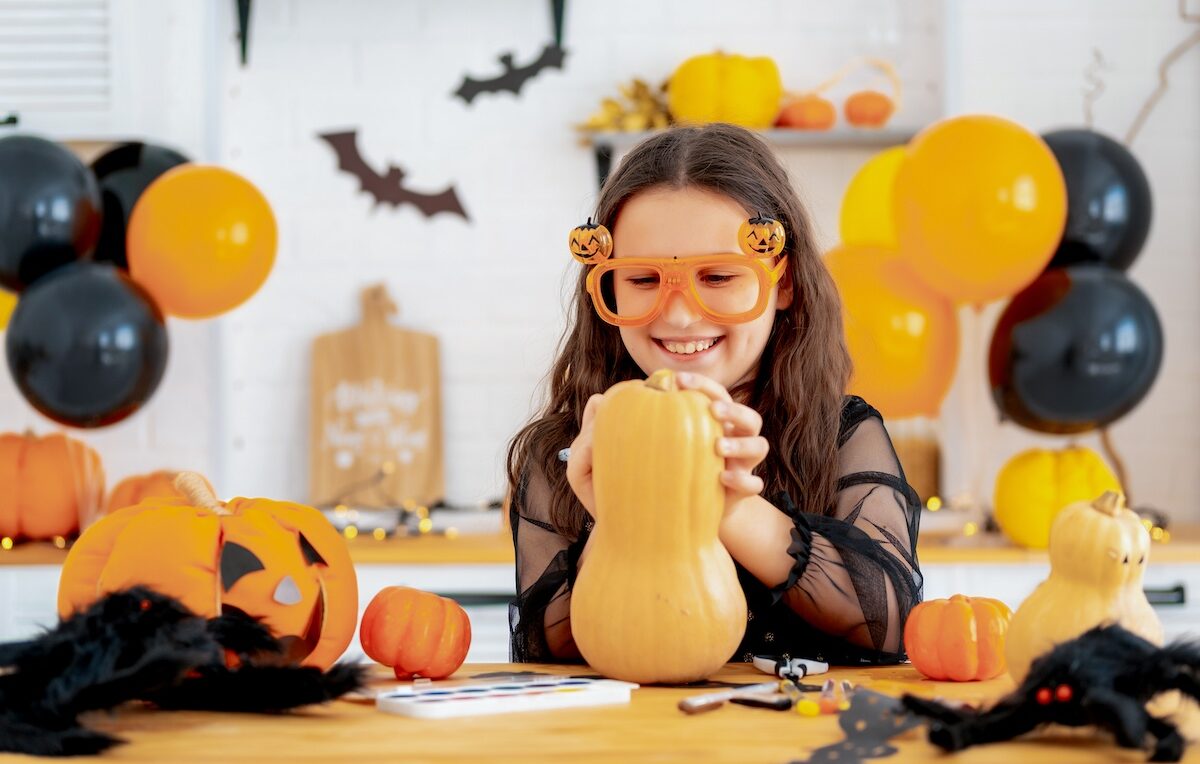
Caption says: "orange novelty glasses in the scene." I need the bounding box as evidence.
[568,215,788,327]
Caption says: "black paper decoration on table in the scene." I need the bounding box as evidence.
[789,688,921,764]
[0,135,101,292]
[988,265,1162,434]
[5,263,168,428]
[1043,129,1152,272]
[317,130,468,220]
[453,43,567,104]
[91,142,189,269]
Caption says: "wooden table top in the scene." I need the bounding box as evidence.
[3,526,1199,566]
[0,662,1194,763]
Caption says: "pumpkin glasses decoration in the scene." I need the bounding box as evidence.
[569,215,788,327]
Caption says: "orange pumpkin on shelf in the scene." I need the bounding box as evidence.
[775,94,836,130]
[845,90,895,127]
[903,594,1012,681]
[360,586,472,679]
[106,470,214,514]
[57,472,357,669]
[0,430,105,541]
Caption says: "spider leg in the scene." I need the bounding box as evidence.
[1079,688,1148,749]
[912,697,1041,752]
[1146,715,1184,763]
[900,695,971,725]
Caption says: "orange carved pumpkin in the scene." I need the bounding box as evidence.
[106,470,214,514]
[568,218,613,264]
[0,431,105,541]
[903,594,1012,681]
[57,473,357,669]
[844,90,895,128]
[776,94,836,130]
[360,586,472,679]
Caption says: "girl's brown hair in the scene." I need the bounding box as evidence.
[507,123,852,537]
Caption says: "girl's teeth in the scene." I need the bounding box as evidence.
[663,339,716,355]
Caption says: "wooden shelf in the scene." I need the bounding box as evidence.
[584,127,919,186]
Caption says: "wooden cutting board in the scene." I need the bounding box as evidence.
[309,285,444,508]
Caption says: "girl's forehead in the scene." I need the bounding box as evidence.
[612,187,749,258]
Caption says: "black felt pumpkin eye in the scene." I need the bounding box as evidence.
[299,532,326,566]
[220,541,266,591]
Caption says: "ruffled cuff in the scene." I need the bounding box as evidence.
[767,493,813,606]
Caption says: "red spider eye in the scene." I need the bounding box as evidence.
[139,598,151,611]
[1054,685,1073,703]
[1036,688,1052,705]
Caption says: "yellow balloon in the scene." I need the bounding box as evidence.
[993,446,1121,549]
[839,147,906,249]
[0,290,15,330]
[894,115,1067,306]
[826,245,959,419]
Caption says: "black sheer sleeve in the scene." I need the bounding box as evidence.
[508,465,588,662]
[769,397,923,660]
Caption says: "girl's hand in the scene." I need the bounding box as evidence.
[566,394,603,517]
[676,372,768,511]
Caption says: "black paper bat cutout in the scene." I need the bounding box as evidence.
[454,43,566,104]
[790,689,922,764]
[317,130,469,220]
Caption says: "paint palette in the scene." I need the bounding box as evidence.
[376,677,639,719]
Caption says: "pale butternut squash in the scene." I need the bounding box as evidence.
[570,369,746,683]
[1005,491,1162,682]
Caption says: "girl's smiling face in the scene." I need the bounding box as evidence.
[611,186,792,390]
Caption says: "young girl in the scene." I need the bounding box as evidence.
[507,123,921,666]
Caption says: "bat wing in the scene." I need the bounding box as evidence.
[385,186,469,221]
[453,43,567,104]
[318,131,382,194]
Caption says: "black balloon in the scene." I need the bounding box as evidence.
[0,135,102,292]
[1044,129,1152,272]
[91,142,189,268]
[989,266,1162,434]
[5,263,169,428]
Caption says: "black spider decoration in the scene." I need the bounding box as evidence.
[902,624,1199,762]
[0,587,365,757]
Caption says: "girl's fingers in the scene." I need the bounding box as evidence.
[676,372,733,404]
[721,470,764,497]
[716,436,769,465]
[712,401,763,437]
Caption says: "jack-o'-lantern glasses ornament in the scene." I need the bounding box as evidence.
[568,214,788,327]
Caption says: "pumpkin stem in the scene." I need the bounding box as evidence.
[174,472,227,514]
[1093,490,1123,516]
[646,369,677,392]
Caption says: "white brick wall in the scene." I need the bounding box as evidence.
[1,0,1196,525]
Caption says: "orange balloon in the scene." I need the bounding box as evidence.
[826,245,959,419]
[127,166,277,319]
[894,115,1067,306]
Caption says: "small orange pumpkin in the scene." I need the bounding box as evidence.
[738,215,786,258]
[568,218,613,264]
[360,586,472,680]
[58,473,357,669]
[106,470,214,514]
[844,90,895,128]
[903,594,1012,681]
[775,94,836,130]
[0,430,105,541]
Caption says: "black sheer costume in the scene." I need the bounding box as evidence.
[508,396,923,666]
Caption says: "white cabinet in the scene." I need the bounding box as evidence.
[921,561,1200,641]
[0,562,516,664]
